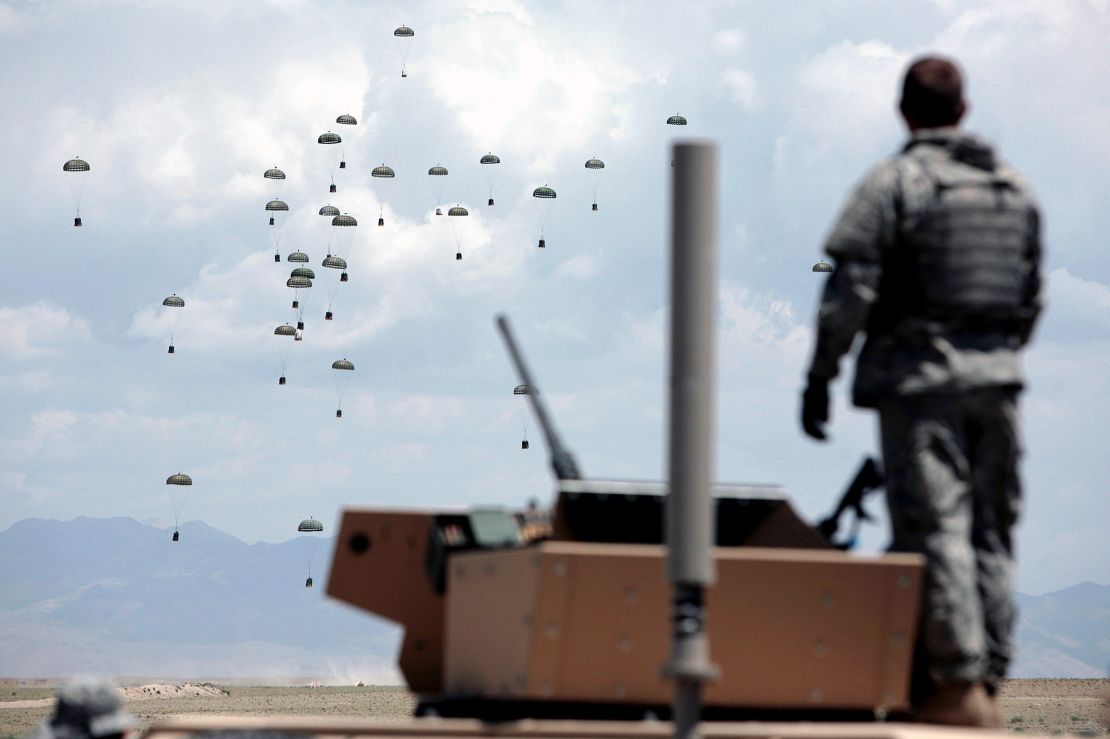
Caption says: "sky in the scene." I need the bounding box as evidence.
[0,0,1107,597]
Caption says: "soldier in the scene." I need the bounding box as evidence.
[32,677,136,739]
[800,55,1042,727]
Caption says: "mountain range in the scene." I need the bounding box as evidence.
[0,517,1105,680]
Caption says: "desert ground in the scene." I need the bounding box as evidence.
[1,679,1105,738]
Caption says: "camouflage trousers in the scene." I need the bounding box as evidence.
[877,387,1022,690]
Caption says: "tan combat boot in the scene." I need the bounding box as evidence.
[915,681,999,728]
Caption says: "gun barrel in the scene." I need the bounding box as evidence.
[495,314,581,481]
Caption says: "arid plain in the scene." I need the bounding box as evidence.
[1,679,1106,737]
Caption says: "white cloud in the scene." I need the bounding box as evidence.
[0,303,92,361]
[711,28,746,55]
[0,3,21,34]
[721,67,760,110]
[554,253,599,281]
[0,369,52,394]
[419,6,643,176]
[1036,268,1110,343]
[778,40,907,174]
[0,409,79,456]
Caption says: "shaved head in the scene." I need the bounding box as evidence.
[900,55,965,129]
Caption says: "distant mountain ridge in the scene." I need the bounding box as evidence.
[0,517,400,681]
[1013,581,1110,678]
[0,517,1106,679]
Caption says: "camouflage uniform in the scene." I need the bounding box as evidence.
[807,128,1042,690]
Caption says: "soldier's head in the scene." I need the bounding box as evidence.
[32,678,136,739]
[899,55,967,131]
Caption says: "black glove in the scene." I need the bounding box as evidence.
[801,376,830,441]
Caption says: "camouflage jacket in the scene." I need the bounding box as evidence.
[806,128,1043,408]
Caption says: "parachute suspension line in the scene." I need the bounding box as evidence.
[165,473,192,540]
[585,158,605,212]
[332,359,354,418]
[64,157,90,226]
[394,25,414,78]
[513,384,530,449]
[532,185,556,249]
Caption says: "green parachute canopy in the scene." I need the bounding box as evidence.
[428,165,448,176]
[532,186,556,199]
[448,205,468,217]
[322,255,347,270]
[291,267,316,279]
[162,294,185,308]
[585,158,605,169]
[332,359,354,371]
[287,251,309,263]
[336,114,357,125]
[513,384,530,395]
[812,261,833,273]
[372,164,395,178]
[266,199,289,212]
[667,114,688,125]
[319,205,340,217]
[275,324,297,336]
[63,158,91,172]
[298,518,324,533]
[331,214,357,227]
[394,25,414,37]
[166,473,192,486]
[480,153,501,165]
[287,276,312,289]
[318,132,341,145]
[264,167,286,180]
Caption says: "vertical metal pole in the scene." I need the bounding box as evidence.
[664,141,718,739]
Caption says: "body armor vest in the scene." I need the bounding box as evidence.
[877,154,1037,330]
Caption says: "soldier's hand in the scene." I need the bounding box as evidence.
[801,377,830,441]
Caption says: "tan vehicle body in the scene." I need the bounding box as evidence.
[325,495,922,714]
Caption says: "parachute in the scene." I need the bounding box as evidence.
[266,198,290,260]
[264,166,286,181]
[532,186,556,248]
[371,164,395,226]
[394,25,415,77]
[323,239,351,319]
[165,473,192,542]
[266,199,289,222]
[480,153,501,205]
[428,165,449,215]
[335,114,357,170]
[447,205,468,261]
[584,158,605,211]
[332,359,354,417]
[287,273,312,329]
[297,517,324,588]
[666,116,687,167]
[63,157,90,226]
[812,260,833,273]
[162,294,184,354]
[287,251,309,263]
[319,204,340,217]
[329,213,357,274]
[513,384,531,450]
[274,324,297,385]
[318,131,342,193]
